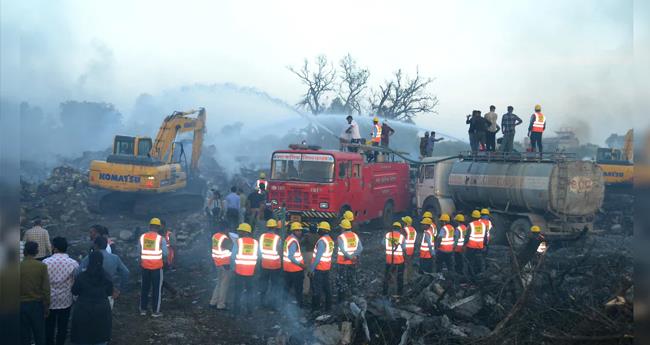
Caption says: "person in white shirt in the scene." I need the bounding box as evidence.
[43,237,79,345]
[344,115,362,152]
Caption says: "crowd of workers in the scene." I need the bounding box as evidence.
[465,104,547,154]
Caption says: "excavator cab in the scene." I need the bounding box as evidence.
[112,136,153,157]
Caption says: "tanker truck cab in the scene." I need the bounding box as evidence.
[268,144,411,227]
[416,157,459,217]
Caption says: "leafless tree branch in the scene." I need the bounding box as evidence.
[288,55,337,115]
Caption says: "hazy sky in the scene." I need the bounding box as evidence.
[2,0,648,144]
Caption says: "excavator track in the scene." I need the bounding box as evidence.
[88,190,205,217]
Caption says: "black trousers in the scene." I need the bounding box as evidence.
[486,131,497,151]
[311,270,332,312]
[284,271,304,307]
[233,274,255,315]
[420,257,433,273]
[20,301,45,345]
[336,264,357,303]
[466,248,485,276]
[454,252,465,275]
[226,208,240,231]
[259,268,281,307]
[436,252,454,273]
[530,132,543,152]
[140,268,163,313]
[383,264,405,296]
[45,307,70,345]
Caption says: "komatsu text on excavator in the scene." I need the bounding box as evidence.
[88,108,207,215]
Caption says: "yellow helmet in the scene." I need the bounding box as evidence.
[401,216,413,225]
[454,214,465,222]
[373,116,379,122]
[290,222,303,231]
[343,210,354,221]
[317,221,331,231]
[339,219,352,230]
[237,223,252,233]
[266,219,278,228]
[439,213,451,222]
[480,208,490,216]
[392,221,403,229]
[422,211,433,219]
[260,172,266,179]
[534,104,542,111]
[149,217,162,226]
[420,217,433,225]
[471,210,481,219]
[531,225,541,233]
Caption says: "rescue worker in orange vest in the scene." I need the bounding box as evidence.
[209,222,233,310]
[528,104,546,153]
[419,217,436,273]
[284,222,306,307]
[310,221,335,312]
[255,172,267,194]
[370,116,382,162]
[453,214,467,275]
[336,218,363,303]
[479,208,493,245]
[160,219,178,297]
[402,216,417,280]
[231,223,259,316]
[139,218,168,317]
[465,210,489,277]
[383,222,407,296]
[258,219,282,309]
[435,214,457,273]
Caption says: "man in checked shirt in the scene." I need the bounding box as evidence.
[43,237,79,345]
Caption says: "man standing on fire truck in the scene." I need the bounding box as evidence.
[284,222,306,307]
[310,222,334,313]
[383,222,407,297]
[336,218,362,303]
[370,116,382,162]
[258,219,282,309]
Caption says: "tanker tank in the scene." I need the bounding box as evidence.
[446,159,605,218]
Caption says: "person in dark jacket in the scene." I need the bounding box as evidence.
[466,110,490,153]
[70,251,113,345]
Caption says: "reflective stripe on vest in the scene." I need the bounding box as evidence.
[140,232,163,269]
[439,224,456,253]
[283,235,304,272]
[234,237,259,276]
[337,232,359,265]
[467,221,486,249]
[256,179,267,193]
[532,112,545,133]
[211,233,231,267]
[259,233,281,269]
[404,226,417,256]
[372,123,382,143]
[537,241,547,254]
[385,231,405,264]
[481,219,493,242]
[454,224,467,252]
[420,226,435,258]
[314,235,335,271]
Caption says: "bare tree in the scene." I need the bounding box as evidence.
[288,55,337,115]
[338,54,369,115]
[370,68,438,122]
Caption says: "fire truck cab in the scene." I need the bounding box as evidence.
[267,145,411,228]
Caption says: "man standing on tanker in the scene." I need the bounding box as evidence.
[528,104,546,153]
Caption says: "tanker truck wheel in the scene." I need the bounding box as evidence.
[507,218,532,251]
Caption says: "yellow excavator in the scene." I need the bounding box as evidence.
[88,108,207,215]
[596,129,633,190]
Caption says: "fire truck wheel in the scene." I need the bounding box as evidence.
[382,201,394,229]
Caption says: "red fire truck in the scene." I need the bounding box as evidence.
[267,144,412,227]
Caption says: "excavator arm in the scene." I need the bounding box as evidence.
[622,129,633,163]
[150,108,206,173]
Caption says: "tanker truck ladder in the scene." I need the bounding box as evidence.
[554,162,570,217]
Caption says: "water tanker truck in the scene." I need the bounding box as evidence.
[415,153,605,247]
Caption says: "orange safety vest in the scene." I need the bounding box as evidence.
[165,231,175,265]
[438,224,456,253]
[337,231,360,265]
[140,232,163,270]
[283,235,304,272]
[314,235,335,271]
[384,231,405,265]
[419,225,435,259]
[234,237,259,276]
[531,112,546,133]
[481,218,493,243]
[404,226,417,256]
[372,123,382,143]
[259,232,281,270]
[211,233,231,267]
[454,224,467,253]
[467,220,487,249]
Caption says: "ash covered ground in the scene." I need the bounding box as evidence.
[20,158,633,345]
